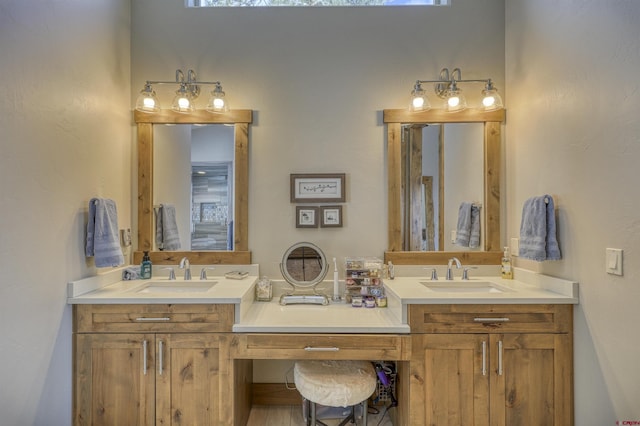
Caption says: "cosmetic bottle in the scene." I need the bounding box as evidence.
[141,251,152,279]
[501,247,513,279]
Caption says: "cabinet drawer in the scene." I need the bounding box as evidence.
[409,304,572,334]
[233,334,410,360]
[74,304,234,333]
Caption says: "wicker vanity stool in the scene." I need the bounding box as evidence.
[294,360,377,426]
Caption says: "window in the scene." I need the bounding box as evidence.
[187,0,448,7]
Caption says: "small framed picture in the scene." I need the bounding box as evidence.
[320,205,343,228]
[290,173,346,203]
[296,206,319,228]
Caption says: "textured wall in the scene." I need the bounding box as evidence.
[506,0,640,422]
[131,0,505,384]
[0,1,131,423]
[131,0,506,279]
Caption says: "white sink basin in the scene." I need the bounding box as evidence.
[420,281,512,294]
[135,281,217,294]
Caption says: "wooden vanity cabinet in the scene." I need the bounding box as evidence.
[73,304,235,426]
[408,304,573,426]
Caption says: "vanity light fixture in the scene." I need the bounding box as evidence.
[410,67,503,113]
[135,69,229,114]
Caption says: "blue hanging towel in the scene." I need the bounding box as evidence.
[86,198,124,267]
[519,195,561,261]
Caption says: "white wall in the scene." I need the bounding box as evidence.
[506,0,640,423]
[443,123,484,251]
[154,125,192,249]
[0,1,131,424]
[131,0,506,278]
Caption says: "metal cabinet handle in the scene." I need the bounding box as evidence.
[304,347,340,352]
[498,340,504,376]
[158,340,164,375]
[136,317,171,321]
[481,340,487,376]
[143,340,148,375]
[473,317,510,323]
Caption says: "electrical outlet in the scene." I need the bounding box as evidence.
[450,230,457,244]
[120,228,132,247]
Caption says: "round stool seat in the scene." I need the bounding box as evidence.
[294,360,377,408]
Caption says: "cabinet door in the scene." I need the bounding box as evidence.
[74,333,155,426]
[489,333,573,426]
[411,334,490,426]
[155,333,227,426]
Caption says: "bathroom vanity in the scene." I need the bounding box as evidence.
[68,266,577,426]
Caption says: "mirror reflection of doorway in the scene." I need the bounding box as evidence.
[191,162,233,250]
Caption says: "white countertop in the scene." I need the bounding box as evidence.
[67,265,258,305]
[67,265,578,334]
[383,268,579,305]
[232,301,410,334]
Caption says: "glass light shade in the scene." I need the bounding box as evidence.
[135,86,160,113]
[410,83,430,112]
[481,87,503,111]
[444,87,467,113]
[171,85,194,113]
[206,85,229,113]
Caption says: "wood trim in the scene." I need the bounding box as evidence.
[422,176,434,251]
[485,121,501,252]
[234,123,249,252]
[134,109,252,124]
[252,383,303,406]
[383,108,505,124]
[387,123,403,252]
[133,249,251,265]
[385,250,502,265]
[137,122,153,252]
[408,127,423,250]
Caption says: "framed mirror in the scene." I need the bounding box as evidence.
[384,108,506,265]
[402,122,484,252]
[279,242,330,305]
[154,124,234,251]
[134,109,252,265]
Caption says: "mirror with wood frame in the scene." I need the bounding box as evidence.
[133,109,252,265]
[384,108,506,265]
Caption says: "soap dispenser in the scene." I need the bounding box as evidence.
[141,251,152,279]
[501,247,513,279]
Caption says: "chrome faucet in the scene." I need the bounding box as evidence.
[200,266,215,280]
[424,267,438,280]
[179,257,192,280]
[446,257,462,280]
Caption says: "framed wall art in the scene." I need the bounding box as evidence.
[320,205,343,228]
[296,206,319,228]
[290,173,346,203]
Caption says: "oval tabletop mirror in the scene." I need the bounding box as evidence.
[279,242,329,306]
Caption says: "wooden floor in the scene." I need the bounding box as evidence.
[245,405,395,426]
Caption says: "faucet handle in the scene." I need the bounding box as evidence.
[200,267,215,280]
[462,266,478,280]
[424,267,438,280]
[162,267,176,280]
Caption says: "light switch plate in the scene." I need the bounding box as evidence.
[606,248,623,276]
[451,230,457,244]
[510,237,520,256]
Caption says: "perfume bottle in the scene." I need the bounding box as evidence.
[501,247,513,279]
